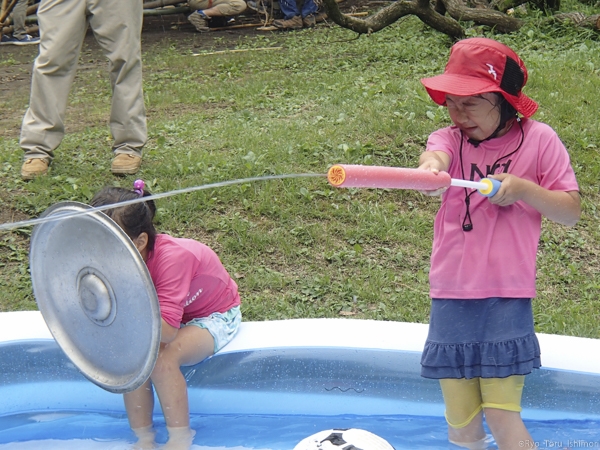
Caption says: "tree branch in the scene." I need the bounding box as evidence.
[441,0,524,32]
[322,0,464,38]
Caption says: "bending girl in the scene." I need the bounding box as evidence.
[91,182,241,450]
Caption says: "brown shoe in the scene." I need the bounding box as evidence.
[111,153,142,175]
[315,11,327,22]
[188,11,210,32]
[273,15,303,30]
[302,14,316,27]
[21,158,49,180]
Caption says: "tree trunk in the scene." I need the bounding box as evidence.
[441,0,524,32]
[321,0,465,38]
[553,12,600,29]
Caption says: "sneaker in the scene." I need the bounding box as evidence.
[0,34,40,46]
[111,154,142,175]
[188,11,210,32]
[273,15,303,30]
[302,14,316,27]
[21,158,49,180]
[246,0,269,14]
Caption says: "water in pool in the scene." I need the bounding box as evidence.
[1,342,600,449]
[0,411,599,449]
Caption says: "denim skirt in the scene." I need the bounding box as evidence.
[421,298,541,379]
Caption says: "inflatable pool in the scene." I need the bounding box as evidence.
[1,311,600,449]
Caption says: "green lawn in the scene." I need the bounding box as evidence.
[1,14,599,337]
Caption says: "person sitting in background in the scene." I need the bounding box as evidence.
[246,0,270,14]
[0,0,39,45]
[187,0,247,32]
[272,0,318,29]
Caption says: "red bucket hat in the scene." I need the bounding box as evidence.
[420,38,538,118]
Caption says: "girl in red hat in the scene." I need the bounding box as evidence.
[418,38,581,449]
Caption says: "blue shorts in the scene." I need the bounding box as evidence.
[183,306,241,354]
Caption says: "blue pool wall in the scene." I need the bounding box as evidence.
[1,339,600,422]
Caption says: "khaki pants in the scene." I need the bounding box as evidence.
[20,0,147,161]
[11,0,28,39]
[188,0,246,16]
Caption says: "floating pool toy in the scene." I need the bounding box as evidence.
[327,164,501,197]
[29,201,161,394]
[294,428,396,450]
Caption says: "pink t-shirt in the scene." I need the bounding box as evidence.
[426,119,579,299]
[145,234,241,328]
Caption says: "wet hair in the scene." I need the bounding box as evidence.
[497,93,518,129]
[90,187,158,251]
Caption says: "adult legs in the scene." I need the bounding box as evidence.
[87,0,147,159]
[11,0,29,39]
[277,0,299,20]
[189,0,247,17]
[300,0,317,18]
[19,0,88,161]
[272,0,303,29]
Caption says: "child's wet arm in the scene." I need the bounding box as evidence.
[488,174,581,226]
[161,318,179,343]
[522,185,581,226]
[418,150,451,172]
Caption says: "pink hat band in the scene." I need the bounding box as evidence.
[420,38,538,118]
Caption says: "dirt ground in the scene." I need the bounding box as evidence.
[1,13,278,106]
[1,1,371,79]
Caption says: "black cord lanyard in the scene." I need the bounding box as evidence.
[459,119,525,232]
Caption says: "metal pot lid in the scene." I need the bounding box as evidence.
[29,201,161,394]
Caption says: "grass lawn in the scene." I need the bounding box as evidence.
[1,11,599,338]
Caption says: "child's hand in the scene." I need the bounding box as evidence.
[417,166,448,197]
[486,173,526,206]
[417,150,451,196]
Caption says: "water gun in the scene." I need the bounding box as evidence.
[327,164,500,197]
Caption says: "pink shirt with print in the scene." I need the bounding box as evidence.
[145,234,240,328]
[426,119,579,299]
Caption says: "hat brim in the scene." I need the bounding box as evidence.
[421,73,538,118]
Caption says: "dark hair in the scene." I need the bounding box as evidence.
[90,187,158,251]
[497,93,518,126]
